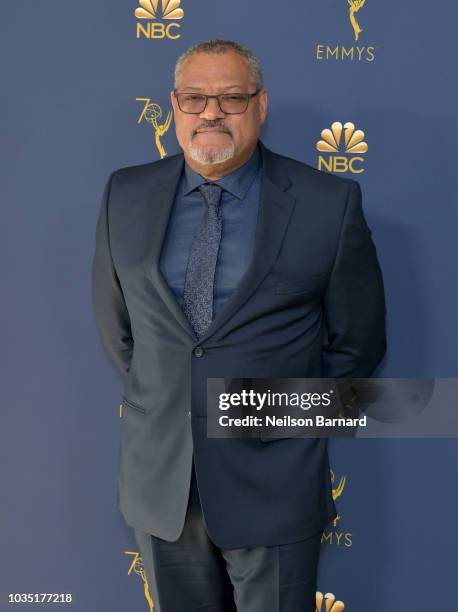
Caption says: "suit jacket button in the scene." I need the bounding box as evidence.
[193,346,204,357]
[188,411,191,418]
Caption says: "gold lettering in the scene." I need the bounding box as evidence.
[348,157,364,173]
[136,22,150,39]
[341,47,354,60]
[333,156,348,173]
[321,530,353,547]
[317,156,333,172]
[151,22,166,38]
[327,46,339,60]
[166,23,181,39]
[314,44,375,62]
[366,46,375,61]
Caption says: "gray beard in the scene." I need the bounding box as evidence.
[188,138,235,165]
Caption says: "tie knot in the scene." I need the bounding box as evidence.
[198,182,223,207]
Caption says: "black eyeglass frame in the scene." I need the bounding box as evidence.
[173,88,262,115]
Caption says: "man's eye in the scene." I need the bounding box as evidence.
[224,95,244,101]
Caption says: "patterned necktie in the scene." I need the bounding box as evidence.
[182,182,223,339]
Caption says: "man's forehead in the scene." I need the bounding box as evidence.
[178,53,252,87]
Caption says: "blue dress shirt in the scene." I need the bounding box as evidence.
[159,143,262,320]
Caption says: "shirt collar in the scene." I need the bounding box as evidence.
[182,142,261,200]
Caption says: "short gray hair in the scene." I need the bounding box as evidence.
[174,39,263,90]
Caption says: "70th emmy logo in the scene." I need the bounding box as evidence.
[126,551,154,611]
[137,98,173,159]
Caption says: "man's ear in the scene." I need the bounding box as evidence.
[259,89,268,124]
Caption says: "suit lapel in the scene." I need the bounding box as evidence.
[198,142,296,342]
[142,153,199,341]
[142,140,296,344]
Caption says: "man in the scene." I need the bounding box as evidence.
[91,39,386,611]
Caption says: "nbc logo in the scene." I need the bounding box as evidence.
[135,0,184,39]
[316,592,345,611]
[316,121,368,174]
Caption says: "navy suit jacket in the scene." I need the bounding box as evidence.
[91,139,386,547]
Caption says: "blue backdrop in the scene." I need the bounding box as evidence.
[2,1,457,610]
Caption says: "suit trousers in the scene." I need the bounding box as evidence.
[133,457,323,612]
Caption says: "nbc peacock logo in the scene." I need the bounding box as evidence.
[316,122,368,174]
[316,592,345,611]
[135,0,184,40]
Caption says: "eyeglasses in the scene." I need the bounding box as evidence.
[173,89,262,115]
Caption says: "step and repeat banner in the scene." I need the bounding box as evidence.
[2,1,457,611]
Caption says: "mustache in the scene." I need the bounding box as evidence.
[193,121,231,135]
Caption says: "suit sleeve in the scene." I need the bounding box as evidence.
[91,172,133,379]
[321,180,386,380]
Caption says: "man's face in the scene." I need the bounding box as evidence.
[171,51,268,170]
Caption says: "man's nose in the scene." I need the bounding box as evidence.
[199,96,226,120]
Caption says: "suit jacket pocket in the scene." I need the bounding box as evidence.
[274,274,324,295]
[122,397,146,414]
